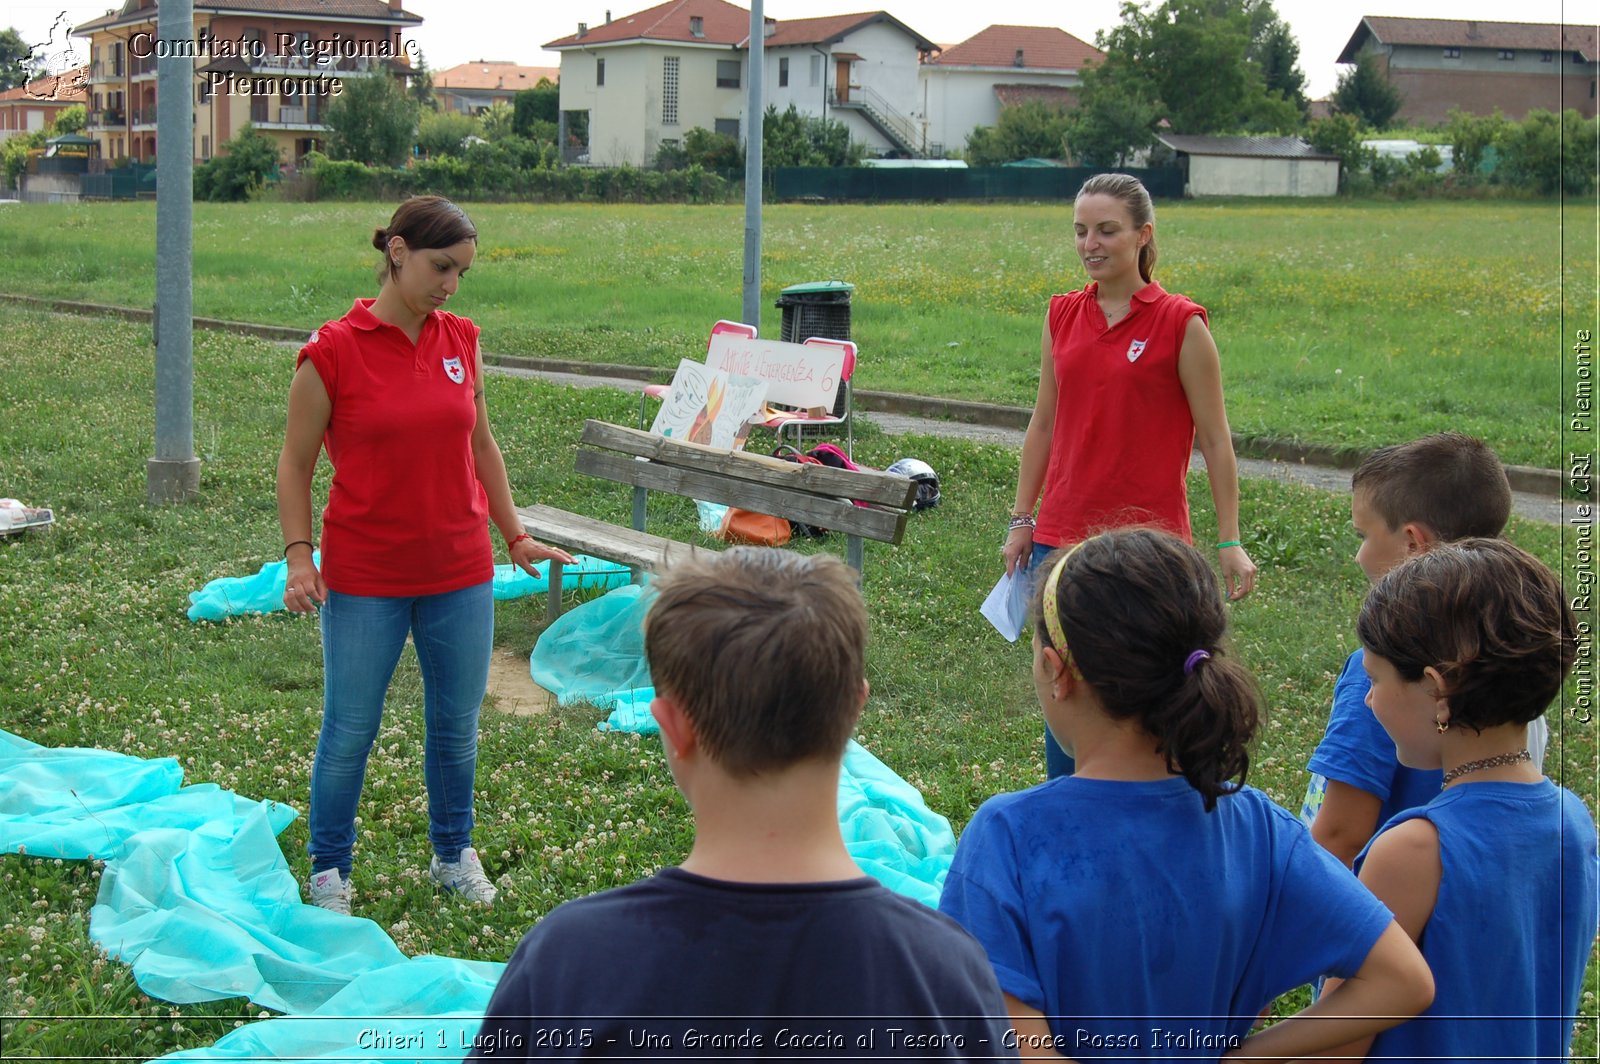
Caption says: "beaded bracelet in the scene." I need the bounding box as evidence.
[282,539,313,558]
[1007,513,1036,532]
[1216,539,1242,550]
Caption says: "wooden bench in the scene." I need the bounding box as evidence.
[516,420,918,621]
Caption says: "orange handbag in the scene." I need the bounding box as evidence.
[719,507,792,546]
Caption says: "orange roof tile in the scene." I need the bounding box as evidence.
[0,67,89,104]
[435,62,559,90]
[928,24,1102,71]
[75,1,420,35]
[545,0,751,49]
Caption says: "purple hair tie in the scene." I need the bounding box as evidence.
[1183,650,1211,675]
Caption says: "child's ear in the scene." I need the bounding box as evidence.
[1040,646,1074,700]
[1404,522,1440,555]
[650,694,697,761]
[1421,665,1450,705]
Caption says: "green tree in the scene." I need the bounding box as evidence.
[324,73,418,166]
[192,124,280,201]
[1247,5,1308,116]
[0,28,34,92]
[761,104,861,167]
[1444,107,1507,178]
[417,109,477,158]
[408,50,437,112]
[477,100,516,141]
[513,80,559,133]
[1499,108,1597,195]
[683,126,742,169]
[1094,0,1301,135]
[1065,62,1159,165]
[965,101,1075,165]
[48,103,85,134]
[1331,51,1402,131]
[1305,112,1373,191]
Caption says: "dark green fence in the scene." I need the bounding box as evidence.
[773,165,1184,202]
[81,163,157,200]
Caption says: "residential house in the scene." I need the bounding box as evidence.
[0,68,90,143]
[73,0,421,166]
[920,25,1102,159]
[434,61,559,116]
[1337,16,1597,124]
[546,1,936,165]
[1156,134,1339,197]
[760,12,936,158]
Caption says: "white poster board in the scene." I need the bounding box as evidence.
[648,360,768,450]
[705,334,846,411]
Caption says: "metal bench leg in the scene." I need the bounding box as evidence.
[547,559,565,624]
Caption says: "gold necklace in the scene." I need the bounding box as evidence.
[1441,749,1531,786]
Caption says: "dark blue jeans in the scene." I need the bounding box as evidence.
[308,581,492,876]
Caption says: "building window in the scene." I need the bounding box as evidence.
[1442,47,1460,58]
[201,134,210,159]
[1498,49,1514,60]
[810,53,821,86]
[1541,50,1554,62]
[596,57,605,86]
[716,59,740,89]
[690,16,703,38]
[662,56,679,125]
[715,118,739,140]
[779,56,788,87]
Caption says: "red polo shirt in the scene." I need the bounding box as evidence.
[1034,281,1207,548]
[298,299,493,596]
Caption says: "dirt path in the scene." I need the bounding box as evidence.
[486,644,555,716]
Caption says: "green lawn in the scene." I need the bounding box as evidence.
[0,196,1591,468]
[0,305,1592,1059]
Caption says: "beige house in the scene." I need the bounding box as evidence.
[920,25,1102,159]
[1156,135,1340,198]
[435,61,559,116]
[73,0,421,166]
[1337,16,1597,125]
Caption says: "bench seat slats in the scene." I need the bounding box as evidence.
[581,420,917,510]
[516,503,709,572]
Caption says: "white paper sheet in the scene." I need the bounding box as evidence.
[980,565,1033,642]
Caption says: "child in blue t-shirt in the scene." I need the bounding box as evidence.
[940,528,1433,1059]
[1301,433,1548,866]
[1339,538,1598,1060]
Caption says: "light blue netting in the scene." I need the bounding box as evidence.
[186,555,630,622]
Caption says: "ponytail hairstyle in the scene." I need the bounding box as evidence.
[372,195,477,283]
[1075,173,1157,283]
[1034,528,1261,809]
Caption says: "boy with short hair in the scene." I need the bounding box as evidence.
[469,548,1015,1060]
[1300,431,1546,865]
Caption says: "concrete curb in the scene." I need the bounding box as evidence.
[2,292,1561,496]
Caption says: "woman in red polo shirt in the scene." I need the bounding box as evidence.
[275,196,573,914]
[1001,173,1257,778]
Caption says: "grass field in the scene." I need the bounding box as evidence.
[0,304,1592,1059]
[0,196,1593,469]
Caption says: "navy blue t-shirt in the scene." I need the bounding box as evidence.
[468,867,1016,1060]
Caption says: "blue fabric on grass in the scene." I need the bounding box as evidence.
[187,555,630,621]
[0,728,502,1062]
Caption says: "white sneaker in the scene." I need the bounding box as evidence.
[307,868,352,915]
[430,846,497,905]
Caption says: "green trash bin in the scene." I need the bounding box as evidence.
[776,281,854,417]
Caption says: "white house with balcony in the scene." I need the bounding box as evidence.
[547,0,937,166]
[920,25,1102,159]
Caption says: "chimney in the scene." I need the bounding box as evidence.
[605,10,611,22]
[1014,48,1024,67]
[390,0,401,9]
[577,22,587,38]
[1467,20,1479,39]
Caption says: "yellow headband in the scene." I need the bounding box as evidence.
[1041,542,1085,677]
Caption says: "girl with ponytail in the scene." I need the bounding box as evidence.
[941,528,1432,1059]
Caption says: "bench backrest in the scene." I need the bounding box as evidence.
[575,420,916,545]
[704,330,857,411]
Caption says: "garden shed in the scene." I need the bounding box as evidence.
[1155,135,1339,197]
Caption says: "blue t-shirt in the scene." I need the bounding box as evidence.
[1301,648,1442,828]
[1362,780,1599,1062]
[940,777,1394,1058]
